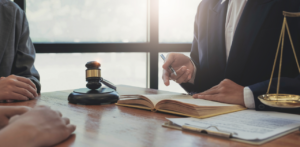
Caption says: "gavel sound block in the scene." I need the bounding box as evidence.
[68,61,119,105]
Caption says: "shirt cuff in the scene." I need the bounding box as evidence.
[243,87,255,109]
[188,59,197,84]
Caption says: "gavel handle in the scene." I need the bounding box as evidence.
[100,78,117,91]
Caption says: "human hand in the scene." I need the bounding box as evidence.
[162,53,194,86]
[8,105,76,147]
[0,106,30,129]
[0,75,38,102]
[192,79,246,106]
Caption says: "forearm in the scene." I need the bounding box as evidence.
[180,83,196,95]
[0,124,36,147]
[249,76,300,112]
[180,59,198,94]
[11,9,41,93]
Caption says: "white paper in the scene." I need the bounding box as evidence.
[167,110,300,140]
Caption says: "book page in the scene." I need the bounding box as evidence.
[171,99,238,107]
[167,110,300,140]
[143,94,193,106]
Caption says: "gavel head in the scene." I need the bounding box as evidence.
[85,61,101,90]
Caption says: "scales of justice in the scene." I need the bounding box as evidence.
[258,11,300,108]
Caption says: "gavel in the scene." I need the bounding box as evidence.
[85,61,116,91]
[86,61,102,90]
[68,61,118,105]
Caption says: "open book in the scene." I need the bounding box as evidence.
[116,94,246,118]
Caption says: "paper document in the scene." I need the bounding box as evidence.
[167,110,300,140]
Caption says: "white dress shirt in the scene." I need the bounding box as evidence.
[189,0,255,109]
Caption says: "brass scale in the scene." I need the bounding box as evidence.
[258,11,300,108]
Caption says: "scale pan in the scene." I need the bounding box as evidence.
[258,94,300,108]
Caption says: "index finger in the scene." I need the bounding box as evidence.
[162,69,171,86]
[15,76,37,90]
[2,106,31,118]
[197,94,219,102]
[67,124,76,134]
[8,115,20,124]
[192,86,219,98]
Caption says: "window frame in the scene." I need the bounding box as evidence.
[15,0,192,89]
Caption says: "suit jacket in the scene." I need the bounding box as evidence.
[181,0,300,112]
[0,0,41,93]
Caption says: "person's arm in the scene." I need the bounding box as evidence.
[192,79,246,107]
[0,106,76,147]
[191,75,300,112]
[248,75,300,112]
[180,59,198,95]
[0,122,35,147]
[179,3,202,94]
[0,106,30,129]
[0,75,38,101]
[11,6,41,93]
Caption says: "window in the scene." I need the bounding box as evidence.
[35,53,147,92]
[26,0,147,43]
[15,0,197,91]
[159,0,199,43]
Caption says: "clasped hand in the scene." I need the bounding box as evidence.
[0,75,38,102]
[0,106,29,129]
[0,105,76,147]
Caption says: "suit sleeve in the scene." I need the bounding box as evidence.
[180,3,203,95]
[248,75,300,113]
[11,9,41,93]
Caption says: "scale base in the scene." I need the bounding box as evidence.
[68,88,119,105]
[258,94,300,108]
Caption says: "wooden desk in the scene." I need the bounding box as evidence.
[1,85,299,147]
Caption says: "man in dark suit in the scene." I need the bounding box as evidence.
[162,0,300,112]
[0,0,40,102]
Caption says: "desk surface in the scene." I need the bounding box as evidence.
[1,85,299,147]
